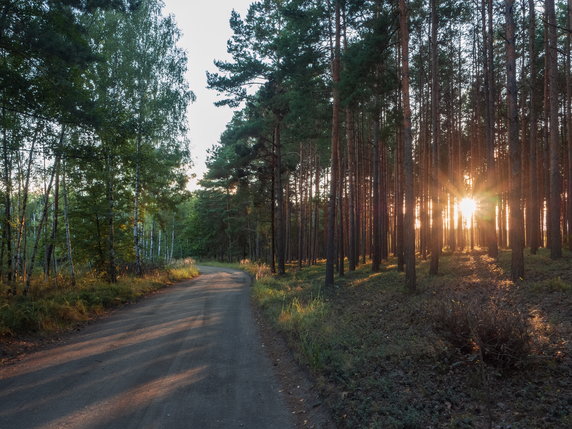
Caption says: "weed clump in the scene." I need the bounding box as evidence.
[531,277,571,293]
[240,259,271,279]
[433,295,532,369]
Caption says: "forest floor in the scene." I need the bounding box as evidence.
[250,248,572,428]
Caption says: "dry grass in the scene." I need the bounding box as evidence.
[0,259,199,337]
[433,296,532,369]
[251,249,572,428]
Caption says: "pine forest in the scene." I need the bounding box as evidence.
[1,0,572,428]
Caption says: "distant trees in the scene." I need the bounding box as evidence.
[0,0,192,292]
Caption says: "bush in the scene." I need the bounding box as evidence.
[433,295,532,369]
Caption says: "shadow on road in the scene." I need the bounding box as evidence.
[0,269,292,429]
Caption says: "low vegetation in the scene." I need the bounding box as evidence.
[0,259,198,338]
[250,249,572,428]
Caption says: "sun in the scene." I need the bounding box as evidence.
[459,197,477,218]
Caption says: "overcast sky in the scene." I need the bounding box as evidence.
[161,1,252,189]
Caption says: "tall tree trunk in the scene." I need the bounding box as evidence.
[484,0,499,258]
[380,134,389,260]
[106,149,117,283]
[325,0,341,287]
[566,0,572,250]
[275,123,286,274]
[170,215,175,262]
[399,0,416,291]
[506,0,524,280]
[298,144,304,269]
[528,0,540,253]
[2,107,13,285]
[546,0,562,258]
[15,123,39,279]
[430,0,441,275]
[45,153,60,280]
[346,108,357,271]
[372,116,381,272]
[62,160,75,286]
[270,167,276,272]
[338,147,345,277]
[134,134,143,276]
[396,100,404,271]
[24,155,59,294]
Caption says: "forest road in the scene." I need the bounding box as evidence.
[0,266,294,429]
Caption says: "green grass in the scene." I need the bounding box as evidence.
[0,259,199,337]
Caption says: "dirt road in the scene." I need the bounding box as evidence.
[0,266,294,429]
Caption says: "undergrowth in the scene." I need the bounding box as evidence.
[432,296,532,369]
[0,259,198,337]
[248,250,572,428]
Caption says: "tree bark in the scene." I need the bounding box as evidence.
[430,0,441,275]
[45,150,60,280]
[484,0,499,258]
[346,108,357,271]
[62,160,76,286]
[274,124,286,274]
[372,115,381,272]
[2,106,13,285]
[325,0,341,287]
[134,134,143,276]
[15,123,39,280]
[106,149,117,283]
[506,0,524,280]
[24,154,60,294]
[546,0,562,258]
[528,0,540,253]
[567,0,572,250]
[399,0,416,291]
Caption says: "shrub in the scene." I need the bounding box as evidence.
[433,295,532,369]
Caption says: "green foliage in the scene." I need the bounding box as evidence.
[0,0,193,285]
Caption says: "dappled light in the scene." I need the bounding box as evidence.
[1,268,293,428]
[2,0,572,428]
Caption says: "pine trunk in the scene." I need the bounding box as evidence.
[430,0,441,275]
[325,0,341,286]
[399,0,416,291]
[275,124,286,274]
[506,0,524,280]
[528,0,540,253]
[547,0,562,258]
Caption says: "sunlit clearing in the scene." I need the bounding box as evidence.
[459,197,477,219]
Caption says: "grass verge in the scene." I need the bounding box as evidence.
[0,259,199,338]
[249,250,572,428]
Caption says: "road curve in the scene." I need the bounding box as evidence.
[0,266,294,429]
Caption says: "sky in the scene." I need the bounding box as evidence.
[161,1,253,190]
